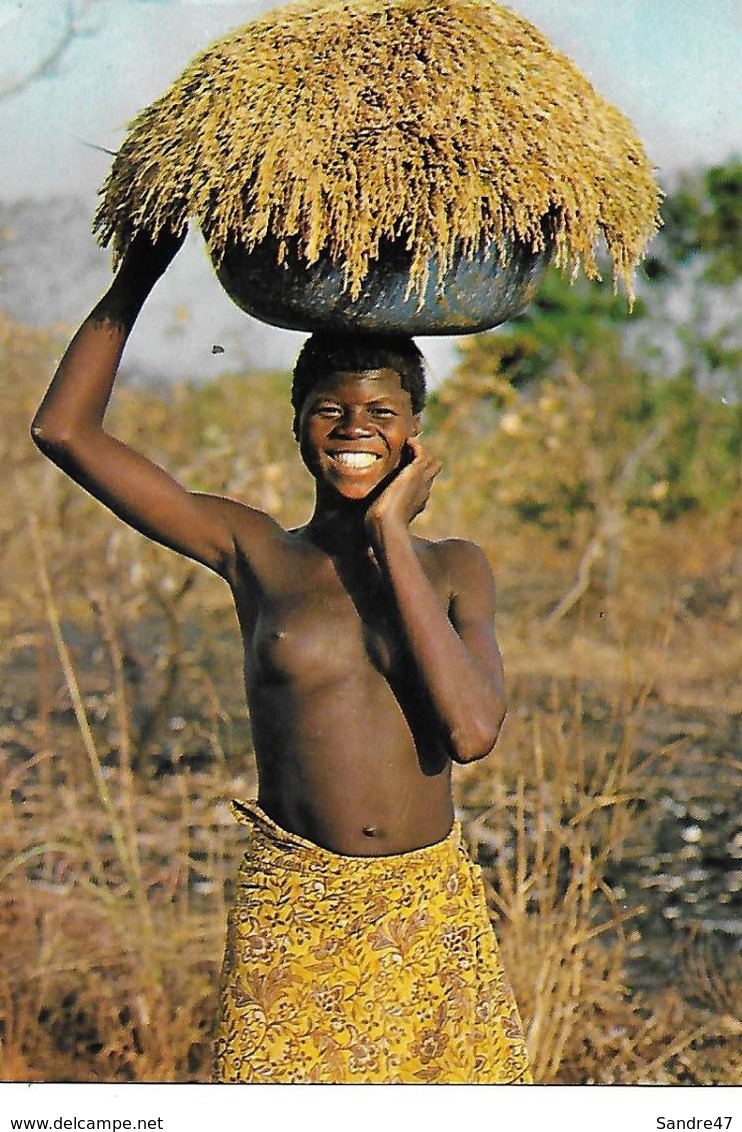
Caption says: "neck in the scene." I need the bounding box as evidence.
[304,491,373,557]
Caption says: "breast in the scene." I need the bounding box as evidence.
[250,590,403,688]
[251,597,358,687]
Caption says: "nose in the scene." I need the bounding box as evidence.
[332,407,373,437]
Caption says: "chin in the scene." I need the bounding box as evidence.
[330,481,377,504]
[319,467,393,503]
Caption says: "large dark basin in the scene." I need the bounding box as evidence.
[214,232,552,335]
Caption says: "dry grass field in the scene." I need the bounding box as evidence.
[1,312,740,1083]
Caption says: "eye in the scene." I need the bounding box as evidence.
[312,403,342,417]
[371,406,397,418]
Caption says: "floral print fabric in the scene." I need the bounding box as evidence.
[212,800,532,1084]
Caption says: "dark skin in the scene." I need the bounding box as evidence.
[31,230,507,856]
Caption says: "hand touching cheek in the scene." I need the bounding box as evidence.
[365,439,441,535]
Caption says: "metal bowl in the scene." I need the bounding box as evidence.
[213,232,551,335]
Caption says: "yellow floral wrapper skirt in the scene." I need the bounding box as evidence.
[212,800,532,1084]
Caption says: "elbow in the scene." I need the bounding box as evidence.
[30,417,76,465]
[448,700,507,765]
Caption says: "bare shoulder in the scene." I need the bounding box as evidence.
[193,492,288,575]
[413,535,496,605]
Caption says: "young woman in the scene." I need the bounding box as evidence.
[31,229,532,1084]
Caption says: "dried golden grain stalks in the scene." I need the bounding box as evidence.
[94,0,661,300]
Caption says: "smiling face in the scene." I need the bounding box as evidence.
[297,368,421,502]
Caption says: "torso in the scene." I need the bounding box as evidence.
[226,510,455,856]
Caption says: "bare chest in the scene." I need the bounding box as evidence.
[243,557,409,686]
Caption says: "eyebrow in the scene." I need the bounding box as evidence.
[310,393,401,406]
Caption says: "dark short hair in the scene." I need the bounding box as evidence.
[291,332,427,434]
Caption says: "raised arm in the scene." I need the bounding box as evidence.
[31,229,244,576]
[365,441,506,764]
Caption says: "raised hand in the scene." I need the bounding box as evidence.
[95,225,188,328]
[115,225,188,291]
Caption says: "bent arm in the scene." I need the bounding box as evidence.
[31,230,240,575]
[373,529,506,764]
[365,441,506,763]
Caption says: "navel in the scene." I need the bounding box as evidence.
[362,826,379,838]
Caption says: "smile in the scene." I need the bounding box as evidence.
[330,452,381,469]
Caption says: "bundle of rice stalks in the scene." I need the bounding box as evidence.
[94,0,661,317]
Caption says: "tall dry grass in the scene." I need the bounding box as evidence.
[1,313,739,1083]
[4,625,738,1082]
[456,677,741,1084]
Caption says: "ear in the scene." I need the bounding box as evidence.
[410,414,422,437]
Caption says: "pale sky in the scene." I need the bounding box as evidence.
[0,0,739,205]
[0,0,739,379]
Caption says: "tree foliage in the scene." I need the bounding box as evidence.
[2,283,740,1083]
[422,159,742,627]
[644,159,742,285]
[441,158,741,535]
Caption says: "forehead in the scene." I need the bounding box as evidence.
[305,368,411,405]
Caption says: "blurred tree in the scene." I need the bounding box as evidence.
[644,159,742,286]
[430,159,742,622]
[455,262,642,392]
[639,158,742,402]
[455,157,741,398]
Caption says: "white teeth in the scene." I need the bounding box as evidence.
[333,452,378,468]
